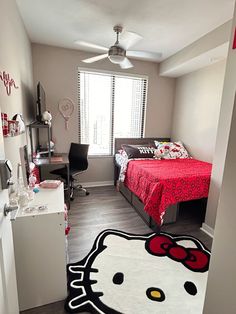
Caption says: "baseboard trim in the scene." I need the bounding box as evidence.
[82,181,114,188]
[200,223,214,238]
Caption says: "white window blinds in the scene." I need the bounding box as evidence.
[78,70,147,155]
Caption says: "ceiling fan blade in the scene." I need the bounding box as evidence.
[127,50,162,61]
[119,31,142,50]
[82,54,108,64]
[120,57,133,69]
[74,40,108,52]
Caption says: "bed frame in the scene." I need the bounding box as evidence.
[114,137,179,231]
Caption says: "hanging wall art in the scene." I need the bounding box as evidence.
[58,98,74,130]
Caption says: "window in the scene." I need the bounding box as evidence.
[78,69,147,156]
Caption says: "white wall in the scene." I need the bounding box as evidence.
[203,5,236,312]
[204,38,236,231]
[171,61,226,162]
[0,0,34,180]
[32,44,175,184]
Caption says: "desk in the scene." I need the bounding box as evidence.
[33,154,70,205]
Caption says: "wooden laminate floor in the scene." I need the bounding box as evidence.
[21,185,212,314]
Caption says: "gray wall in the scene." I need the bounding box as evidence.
[204,34,236,231]
[171,60,227,231]
[0,0,34,180]
[171,60,226,162]
[32,44,176,184]
[203,5,236,311]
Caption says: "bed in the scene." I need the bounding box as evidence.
[114,138,212,231]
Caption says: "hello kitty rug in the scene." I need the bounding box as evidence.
[65,229,210,314]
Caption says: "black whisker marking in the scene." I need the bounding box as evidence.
[89,280,98,285]
[94,292,104,298]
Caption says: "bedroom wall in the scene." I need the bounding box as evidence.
[171,60,226,162]
[203,6,236,311]
[171,60,228,232]
[32,44,175,184]
[0,0,34,180]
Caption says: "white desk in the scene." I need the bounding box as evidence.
[12,184,67,311]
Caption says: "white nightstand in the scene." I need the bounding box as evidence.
[12,184,67,311]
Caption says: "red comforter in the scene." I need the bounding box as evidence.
[124,158,212,226]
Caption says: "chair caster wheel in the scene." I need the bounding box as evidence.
[86,191,90,196]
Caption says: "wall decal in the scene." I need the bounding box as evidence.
[0,71,19,95]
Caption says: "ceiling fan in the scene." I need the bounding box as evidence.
[78,25,162,69]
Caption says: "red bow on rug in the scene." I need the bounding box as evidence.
[147,235,210,272]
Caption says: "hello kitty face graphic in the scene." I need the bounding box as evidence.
[65,230,210,314]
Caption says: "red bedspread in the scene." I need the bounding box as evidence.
[124,158,212,226]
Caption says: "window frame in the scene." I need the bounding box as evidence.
[78,67,148,157]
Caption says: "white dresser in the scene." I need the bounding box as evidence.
[12,184,67,311]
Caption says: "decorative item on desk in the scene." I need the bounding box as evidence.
[16,170,35,208]
[50,156,63,162]
[41,110,52,126]
[1,113,25,136]
[40,180,61,189]
[9,195,19,209]
[23,204,47,213]
[23,206,37,213]
[29,173,37,188]
[47,140,55,152]
[29,162,40,184]
[12,114,25,133]
[33,187,39,193]
[38,205,48,211]
[18,188,30,208]
[8,120,18,136]
[58,98,74,130]
[1,112,8,136]
[26,186,35,202]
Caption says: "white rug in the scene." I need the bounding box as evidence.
[65,229,210,314]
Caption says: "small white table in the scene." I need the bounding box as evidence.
[12,184,67,311]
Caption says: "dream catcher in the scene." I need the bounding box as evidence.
[58,98,74,130]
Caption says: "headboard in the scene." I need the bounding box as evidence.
[114,137,170,153]
[113,137,170,185]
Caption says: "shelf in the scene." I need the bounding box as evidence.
[27,121,52,161]
[27,121,51,129]
[3,131,25,138]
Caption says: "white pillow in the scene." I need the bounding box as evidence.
[154,141,190,159]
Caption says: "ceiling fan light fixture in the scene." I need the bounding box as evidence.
[108,45,126,64]
[108,54,125,64]
[79,25,145,67]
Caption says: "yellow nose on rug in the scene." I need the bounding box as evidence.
[150,290,161,299]
[146,287,166,302]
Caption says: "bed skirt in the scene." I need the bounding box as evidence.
[119,182,179,231]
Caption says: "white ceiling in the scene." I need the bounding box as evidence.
[16,0,234,62]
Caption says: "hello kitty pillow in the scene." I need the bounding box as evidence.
[155,141,191,159]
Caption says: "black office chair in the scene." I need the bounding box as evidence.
[50,143,89,200]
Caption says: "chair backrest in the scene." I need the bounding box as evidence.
[69,143,89,171]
